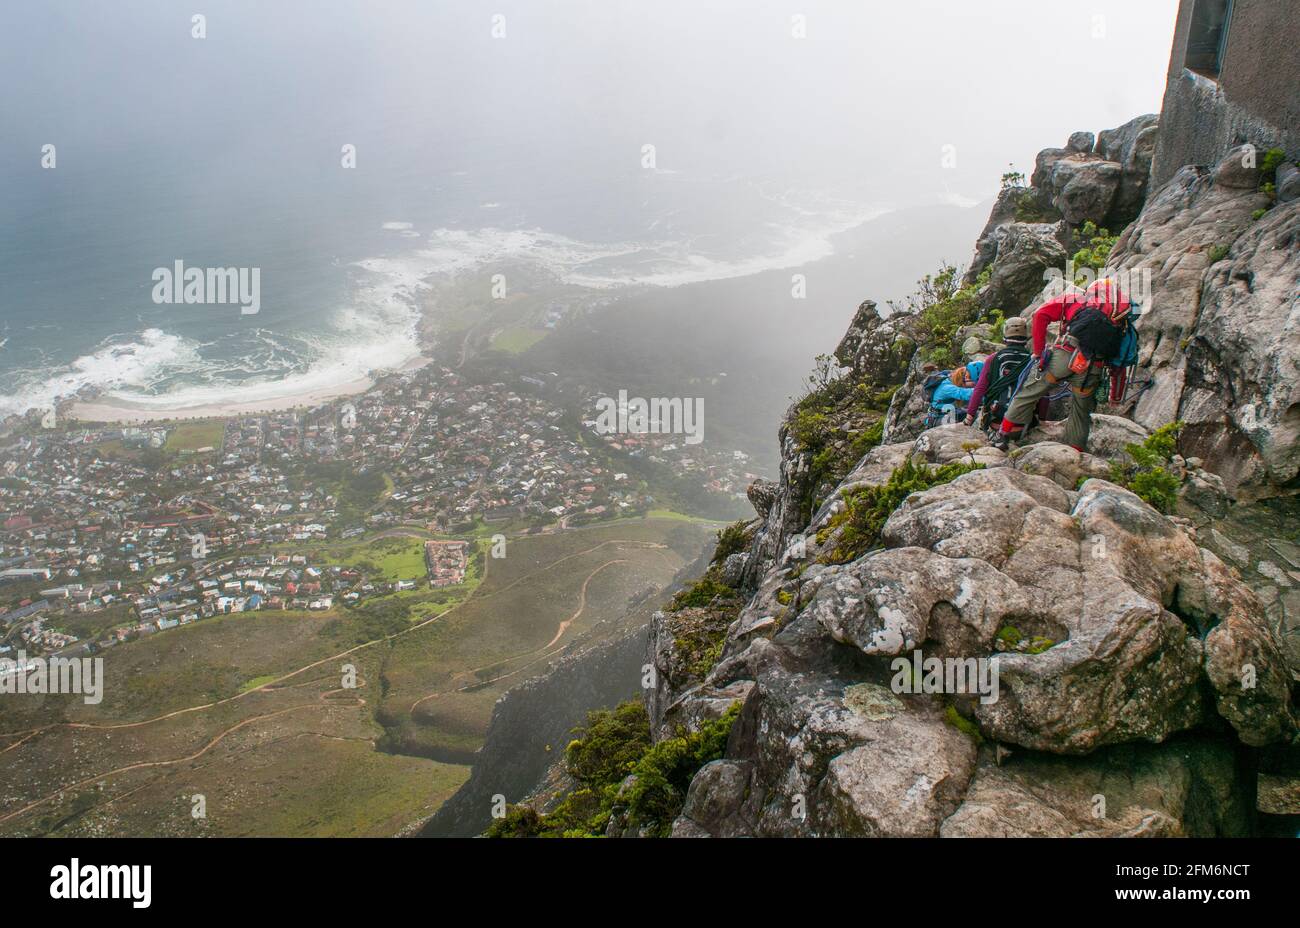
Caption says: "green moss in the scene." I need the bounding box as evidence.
[818,457,984,565]
[944,704,984,744]
[670,607,734,680]
[1207,243,1230,265]
[485,700,741,838]
[775,589,793,606]
[667,568,741,612]
[1025,636,1055,654]
[997,625,1055,654]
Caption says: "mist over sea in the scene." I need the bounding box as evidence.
[0,4,887,419]
[0,135,884,419]
[1,0,1173,420]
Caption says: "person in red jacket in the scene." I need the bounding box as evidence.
[991,279,1132,452]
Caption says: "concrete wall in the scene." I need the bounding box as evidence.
[1151,0,1300,186]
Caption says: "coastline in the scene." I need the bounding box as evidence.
[67,356,430,425]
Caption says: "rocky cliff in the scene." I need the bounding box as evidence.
[476,118,1299,838]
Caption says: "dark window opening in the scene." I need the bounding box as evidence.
[1185,0,1234,78]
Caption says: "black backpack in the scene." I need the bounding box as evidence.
[977,345,1032,425]
[922,370,951,407]
[1067,305,1125,361]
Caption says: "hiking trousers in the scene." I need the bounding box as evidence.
[1001,348,1104,451]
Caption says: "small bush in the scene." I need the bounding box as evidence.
[888,264,989,368]
[619,704,741,836]
[1108,421,1184,513]
[1071,221,1119,280]
[564,701,653,787]
[710,520,751,565]
[1259,147,1286,186]
[1014,190,1053,223]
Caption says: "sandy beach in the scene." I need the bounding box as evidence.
[67,357,431,425]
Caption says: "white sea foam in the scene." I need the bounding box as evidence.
[0,329,201,418]
[1,258,428,418]
[402,194,888,291]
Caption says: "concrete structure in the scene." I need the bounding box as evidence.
[1151,0,1300,187]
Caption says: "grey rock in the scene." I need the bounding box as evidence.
[1051,157,1123,227]
[1278,162,1300,203]
[1096,114,1160,225]
[978,222,1070,315]
[964,184,1027,285]
[1068,131,1096,154]
[746,478,778,518]
[941,738,1250,837]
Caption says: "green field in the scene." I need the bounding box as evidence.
[316,535,429,582]
[489,325,548,354]
[164,420,226,452]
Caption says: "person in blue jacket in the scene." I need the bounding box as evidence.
[930,359,984,422]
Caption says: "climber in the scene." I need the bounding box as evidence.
[928,359,984,425]
[991,278,1133,453]
[961,315,1049,431]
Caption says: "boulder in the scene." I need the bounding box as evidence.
[1096,113,1160,225]
[978,222,1070,315]
[1008,441,1112,489]
[910,421,1006,468]
[808,546,1030,657]
[833,298,918,389]
[1024,413,1150,460]
[1050,157,1123,227]
[963,184,1026,285]
[1278,162,1300,203]
[1068,131,1096,154]
[941,738,1251,837]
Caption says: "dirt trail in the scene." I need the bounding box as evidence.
[0,678,369,827]
[409,556,629,713]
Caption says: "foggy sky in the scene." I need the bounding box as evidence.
[2,0,1179,206]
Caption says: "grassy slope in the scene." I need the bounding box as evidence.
[0,516,713,836]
